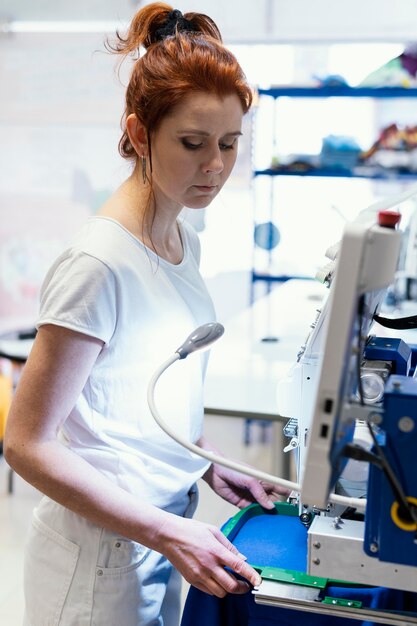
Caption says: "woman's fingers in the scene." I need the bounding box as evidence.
[245,478,291,509]
[263,481,291,497]
[189,534,261,594]
[211,529,261,587]
[197,560,258,597]
[245,479,276,509]
[161,518,263,598]
[212,527,247,560]
[211,569,251,595]
[195,571,250,597]
[219,546,262,588]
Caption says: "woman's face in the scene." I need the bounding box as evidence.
[150,92,244,210]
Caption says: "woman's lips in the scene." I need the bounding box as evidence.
[194,185,217,192]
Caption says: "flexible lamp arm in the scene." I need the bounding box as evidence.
[175,322,225,359]
[147,323,366,512]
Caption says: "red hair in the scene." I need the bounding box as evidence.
[107,2,253,160]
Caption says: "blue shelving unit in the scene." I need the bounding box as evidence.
[257,86,417,99]
[251,85,417,297]
[254,168,417,180]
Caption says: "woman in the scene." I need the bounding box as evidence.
[4,4,286,625]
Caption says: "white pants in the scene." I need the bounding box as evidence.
[23,488,198,626]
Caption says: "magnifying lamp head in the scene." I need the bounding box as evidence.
[175,322,224,359]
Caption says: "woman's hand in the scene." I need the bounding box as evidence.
[157,514,261,597]
[197,436,290,510]
[202,463,290,510]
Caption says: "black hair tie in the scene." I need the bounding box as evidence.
[154,9,195,41]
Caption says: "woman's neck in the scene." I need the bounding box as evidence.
[97,174,185,264]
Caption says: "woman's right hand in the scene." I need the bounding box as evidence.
[157,514,261,597]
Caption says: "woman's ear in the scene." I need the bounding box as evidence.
[126,113,148,156]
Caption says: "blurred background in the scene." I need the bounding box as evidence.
[1,0,417,323]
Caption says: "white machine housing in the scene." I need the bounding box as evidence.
[301,219,402,508]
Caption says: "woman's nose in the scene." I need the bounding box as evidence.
[203,147,224,174]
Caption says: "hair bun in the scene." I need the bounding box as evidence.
[106,3,223,57]
[153,8,195,42]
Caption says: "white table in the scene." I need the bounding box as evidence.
[204,279,327,419]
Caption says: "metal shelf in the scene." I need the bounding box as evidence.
[254,168,417,180]
[257,86,417,99]
[251,85,417,294]
[251,272,314,284]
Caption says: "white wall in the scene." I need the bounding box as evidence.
[180,0,417,43]
[2,1,417,44]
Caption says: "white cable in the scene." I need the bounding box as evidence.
[147,355,367,513]
[327,492,366,510]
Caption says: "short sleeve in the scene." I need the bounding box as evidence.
[37,251,117,344]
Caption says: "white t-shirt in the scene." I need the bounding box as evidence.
[37,216,215,509]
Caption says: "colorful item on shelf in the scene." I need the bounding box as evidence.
[360,44,417,88]
[360,124,417,171]
[268,123,417,175]
[320,135,362,170]
[313,74,349,88]
[269,155,318,172]
[361,123,417,159]
[401,47,417,80]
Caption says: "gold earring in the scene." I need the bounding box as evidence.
[141,155,147,185]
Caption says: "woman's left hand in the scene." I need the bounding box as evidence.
[202,463,290,510]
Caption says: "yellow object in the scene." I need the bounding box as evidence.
[391,496,417,531]
[0,374,12,442]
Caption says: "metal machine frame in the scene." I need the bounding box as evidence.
[266,202,417,623]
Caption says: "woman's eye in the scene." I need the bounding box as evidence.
[182,139,202,150]
[219,143,235,151]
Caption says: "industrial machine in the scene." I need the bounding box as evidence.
[269,191,417,624]
[148,185,417,625]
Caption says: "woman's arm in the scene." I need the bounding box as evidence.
[4,324,166,542]
[4,325,261,596]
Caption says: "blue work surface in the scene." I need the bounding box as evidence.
[180,510,417,626]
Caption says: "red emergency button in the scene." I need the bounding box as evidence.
[378,210,401,228]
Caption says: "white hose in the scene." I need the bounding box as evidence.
[147,354,367,513]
